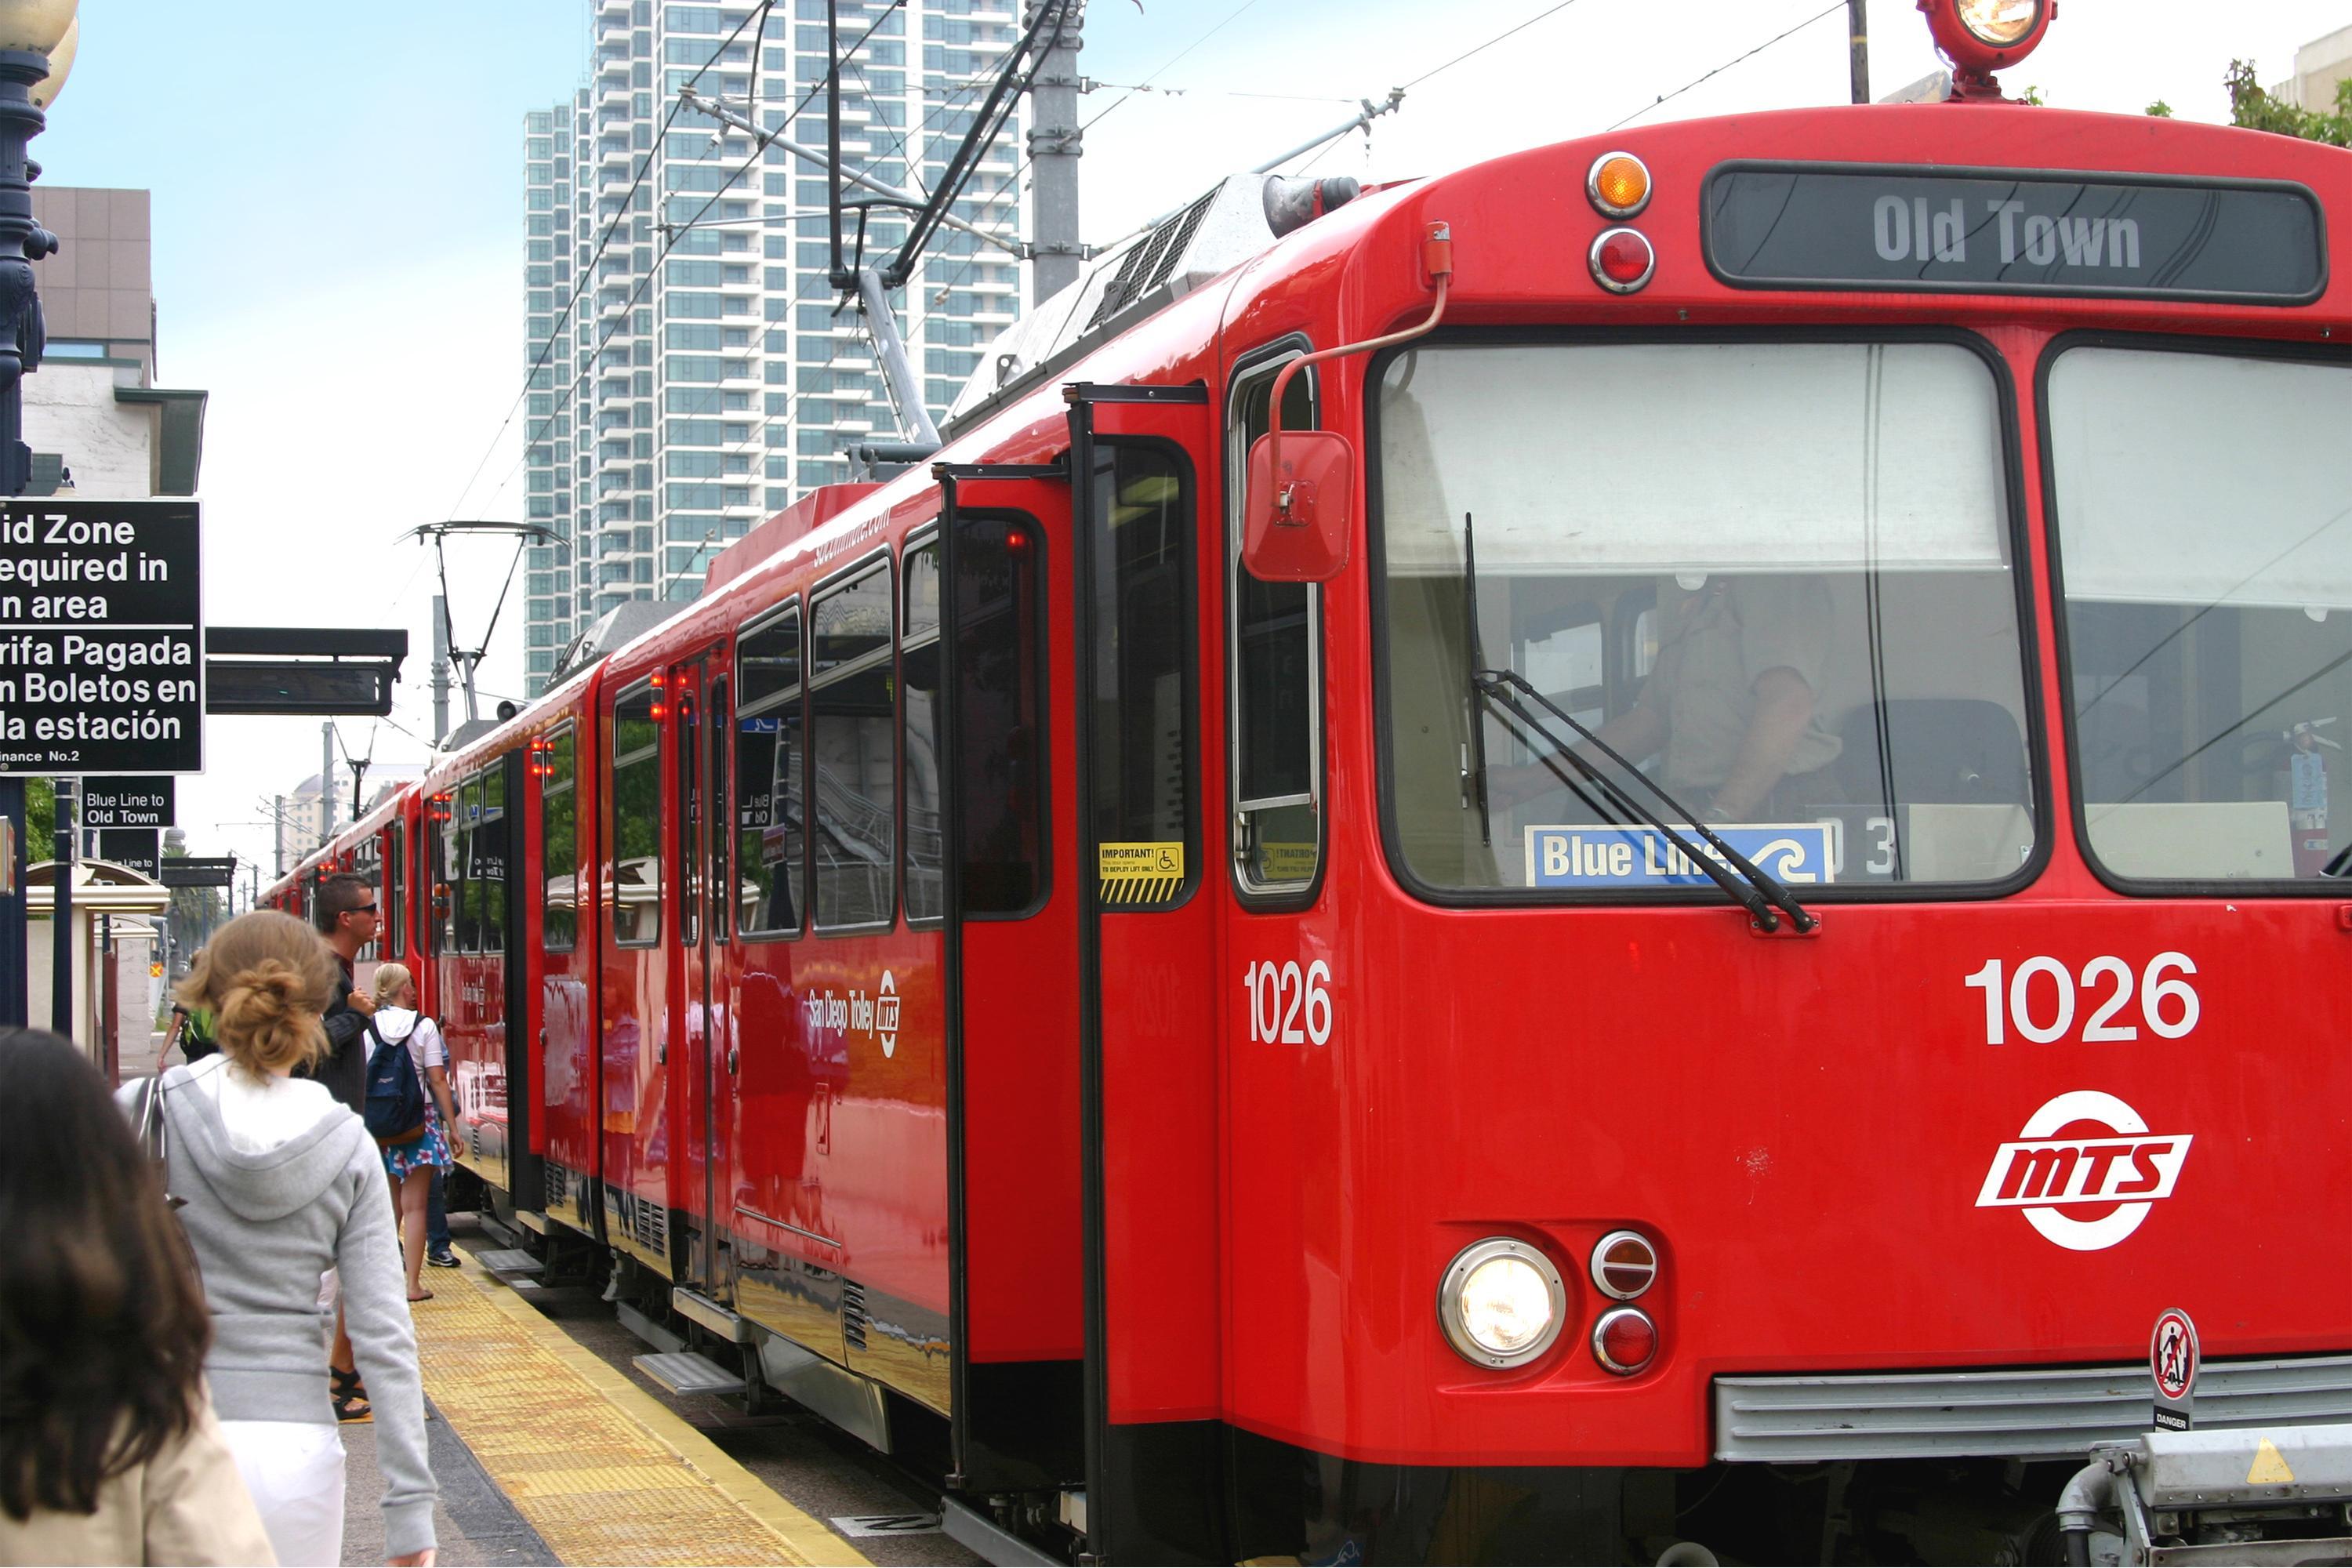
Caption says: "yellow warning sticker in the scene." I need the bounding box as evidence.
[1098,840,1184,905]
[1255,841,1318,883]
[2248,1437,2296,1486]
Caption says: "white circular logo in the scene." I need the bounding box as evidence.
[2008,1090,2169,1251]
[877,969,898,1058]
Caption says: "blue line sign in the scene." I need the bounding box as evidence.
[1523,822,1836,889]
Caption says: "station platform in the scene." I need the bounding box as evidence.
[336,1240,985,1567]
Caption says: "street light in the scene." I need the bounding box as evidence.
[0,0,74,1034]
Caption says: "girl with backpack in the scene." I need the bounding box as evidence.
[365,964,456,1304]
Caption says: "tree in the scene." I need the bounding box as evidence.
[25,776,50,844]
[2222,59,2352,147]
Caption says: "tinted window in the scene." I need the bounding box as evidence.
[904,539,945,922]
[676,677,702,946]
[905,517,1047,921]
[387,820,406,957]
[453,782,481,952]
[710,680,731,942]
[540,728,578,951]
[812,561,895,927]
[612,684,662,945]
[1379,340,2034,895]
[1229,358,1321,892]
[2047,345,2352,884]
[1089,443,1193,908]
[477,764,506,953]
[736,607,804,938]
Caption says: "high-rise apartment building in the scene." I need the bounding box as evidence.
[521,0,1026,695]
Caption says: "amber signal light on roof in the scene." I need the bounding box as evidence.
[1587,151,1651,220]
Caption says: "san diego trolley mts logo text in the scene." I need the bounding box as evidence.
[1975,1091,2192,1252]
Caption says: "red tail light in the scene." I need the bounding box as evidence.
[1590,227,1655,294]
[1594,1308,1657,1375]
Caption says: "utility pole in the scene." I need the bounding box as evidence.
[1847,0,1870,104]
[274,793,288,877]
[318,724,333,852]
[1025,0,1085,304]
[50,775,71,1036]
[431,593,451,745]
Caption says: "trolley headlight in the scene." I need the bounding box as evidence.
[1954,0,2038,46]
[1438,1238,1568,1369]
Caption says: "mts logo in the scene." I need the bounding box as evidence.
[1977,1138,2189,1207]
[1975,1091,2194,1252]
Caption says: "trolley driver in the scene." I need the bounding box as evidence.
[1592,572,1844,821]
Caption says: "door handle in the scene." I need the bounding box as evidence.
[727,1045,739,1074]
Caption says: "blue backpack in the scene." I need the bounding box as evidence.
[361,1022,427,1145]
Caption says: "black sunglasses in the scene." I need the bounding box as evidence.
[346,902,379,917]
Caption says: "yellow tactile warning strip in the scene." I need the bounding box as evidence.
[410,1257,873,1566]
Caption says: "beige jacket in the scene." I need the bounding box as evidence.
[0,1399,275,1566]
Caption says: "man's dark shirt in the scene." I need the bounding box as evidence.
[301,949,369,1112]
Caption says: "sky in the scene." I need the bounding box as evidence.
[29,0,2352,887]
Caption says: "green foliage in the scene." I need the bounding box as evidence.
[2224,59,2352,147]
[2019,84,2045,107]
[2145,99,2175,118]
[25,776,50,845]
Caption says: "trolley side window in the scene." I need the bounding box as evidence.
[612,684,663,946]
[735,604,804,940]
[1090,441,1196,909]
[477,764,506,955]
[353,836,382,963]
[540,726,578,952]
[1377,338,2035,897]
[387,819,405,959]
[903,537,946,925]
[2045,343,2352,886]
[710,678,731,943]
[811,560,896,930]
[675,674,702,947]
[448,783,477,952]
[1228,351,1323,897]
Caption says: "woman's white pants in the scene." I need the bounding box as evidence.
[220,1419,346,1567]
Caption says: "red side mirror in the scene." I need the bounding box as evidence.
[1243,428,1355,583]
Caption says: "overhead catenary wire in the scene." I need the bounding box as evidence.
[1398,0,1588,91]
[1606,0,1848,130]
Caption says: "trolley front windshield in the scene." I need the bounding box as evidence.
[1375,338,2035,897]
[2045,343,2352,885]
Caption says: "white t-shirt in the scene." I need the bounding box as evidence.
[184,1054,337,1156]
[369,1007,447,1081]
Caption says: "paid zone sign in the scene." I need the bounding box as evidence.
[0,499,201,775]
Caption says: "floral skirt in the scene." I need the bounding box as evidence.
[382,1109,452,1178]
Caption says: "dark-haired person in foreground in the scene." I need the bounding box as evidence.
[0,1029,275,1565]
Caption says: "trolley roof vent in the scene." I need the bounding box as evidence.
[944,172,1304,434]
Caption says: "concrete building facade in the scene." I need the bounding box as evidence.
[23,186,205,497]
[2271,23,2352,114]
[520,0,1025,695]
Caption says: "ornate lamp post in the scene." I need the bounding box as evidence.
[0,0,76,1031]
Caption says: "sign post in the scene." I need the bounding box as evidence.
[0,499,202,1043]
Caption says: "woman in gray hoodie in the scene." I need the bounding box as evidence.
[124,909,437,1566]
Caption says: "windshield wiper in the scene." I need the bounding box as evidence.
[1457,515,1818,935]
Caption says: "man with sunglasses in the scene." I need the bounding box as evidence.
[306,871,386,1421]
[304,872,382,1114]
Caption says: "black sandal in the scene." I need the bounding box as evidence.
[332,1367,372,1424]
